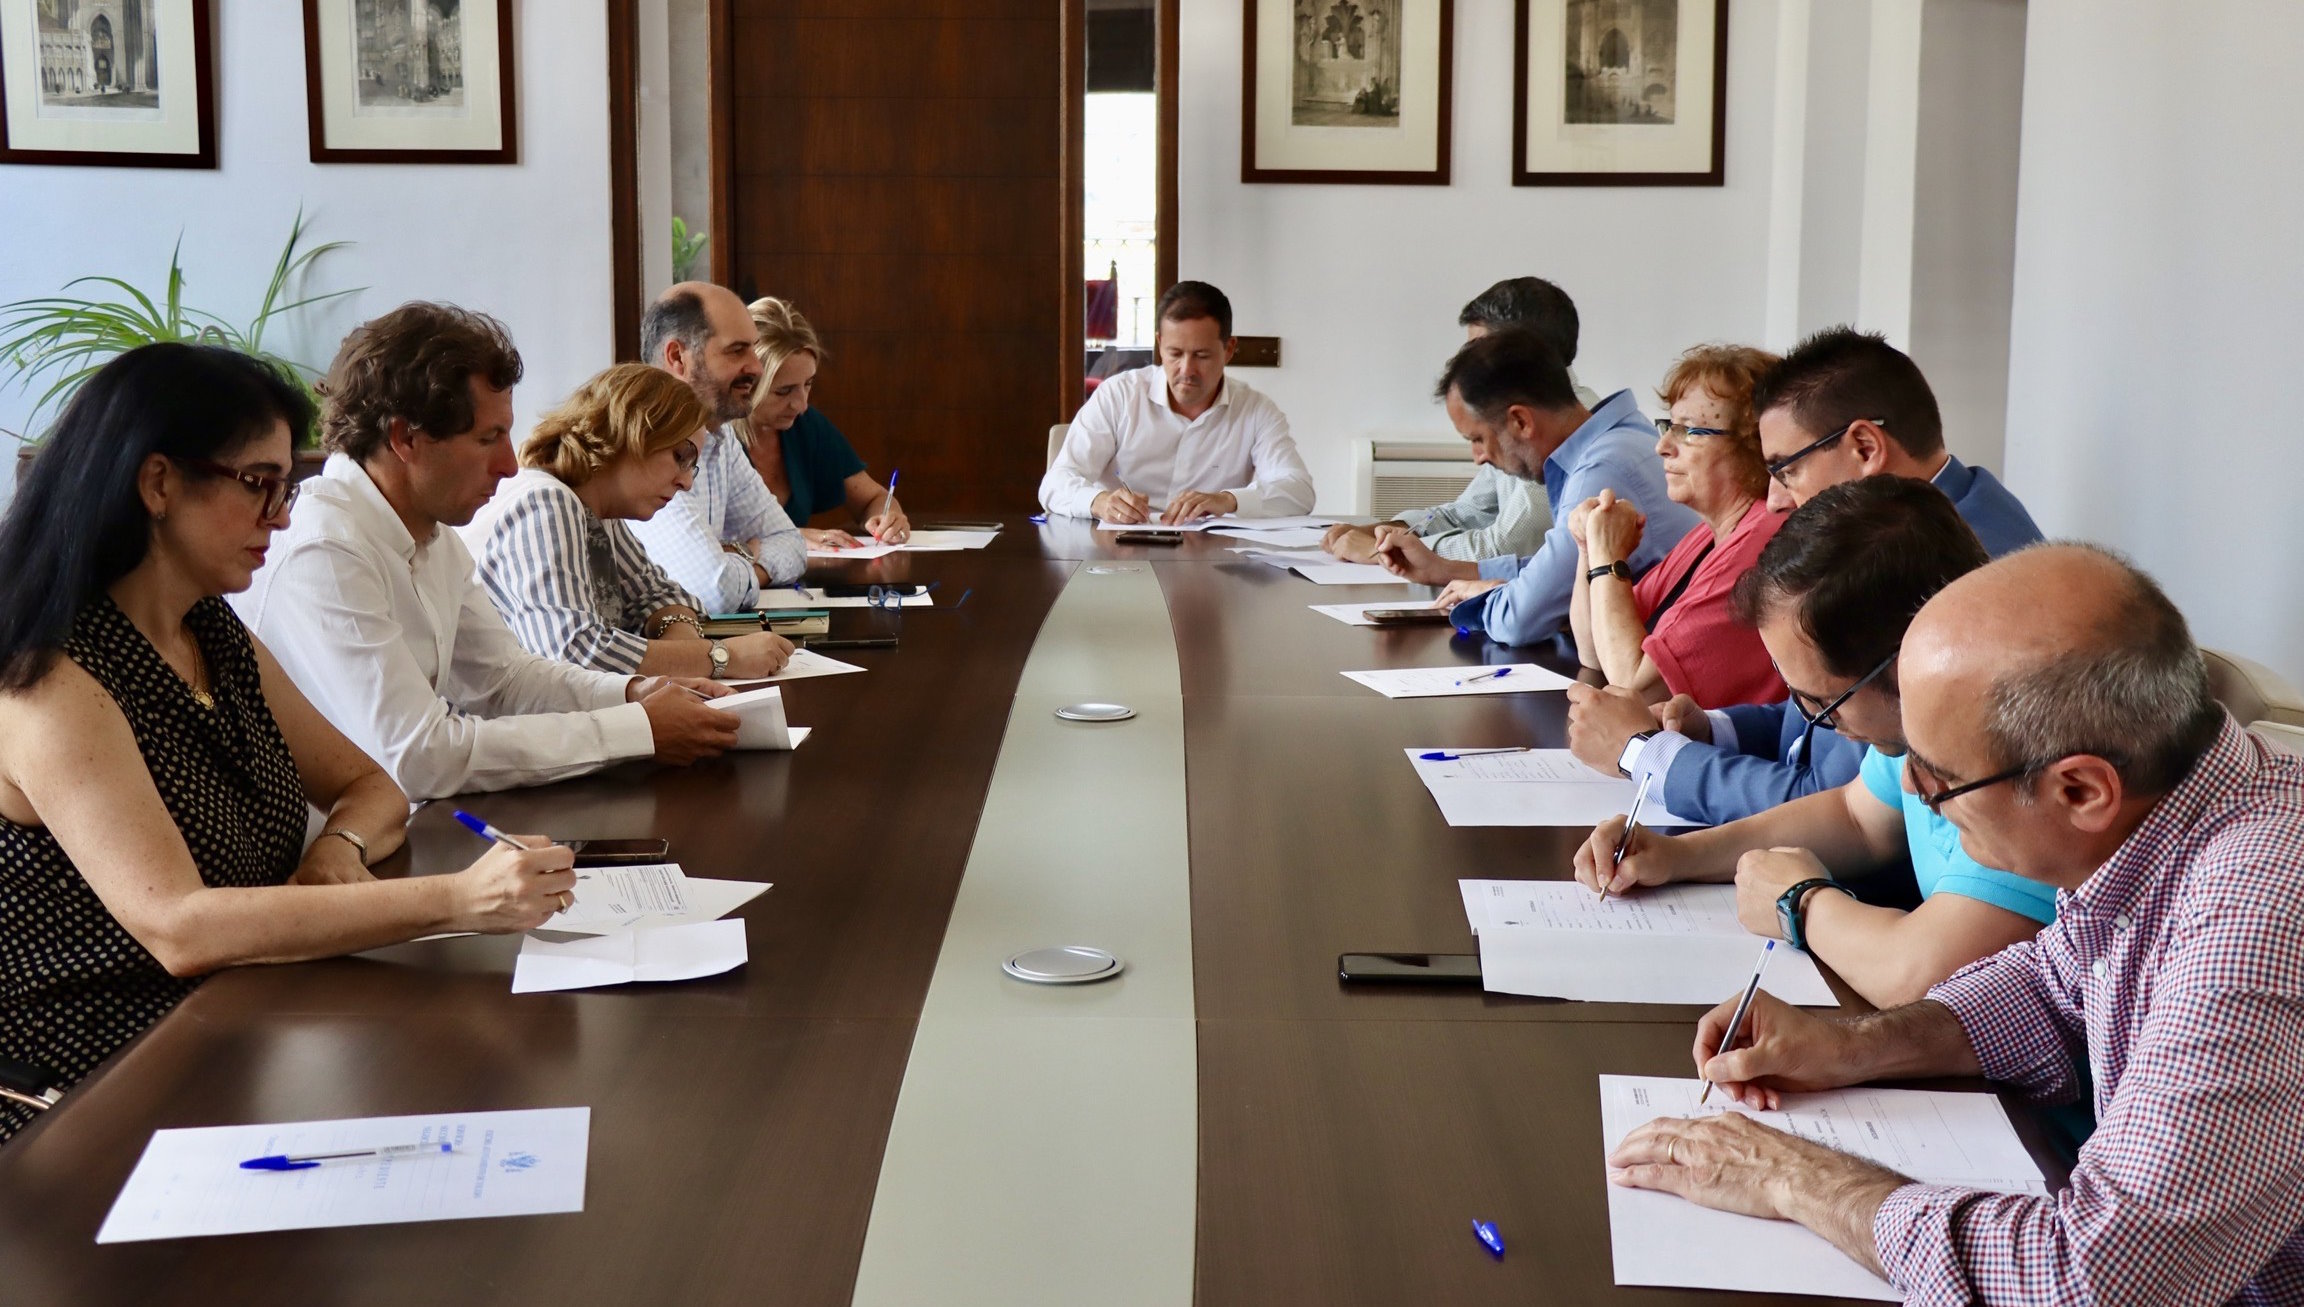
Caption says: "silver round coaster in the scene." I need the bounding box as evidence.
[1055,702,1137,722]
[1003,946,1125,985]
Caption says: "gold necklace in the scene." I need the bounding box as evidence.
[180,638,214,710]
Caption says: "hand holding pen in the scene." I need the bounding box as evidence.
[449,811,578,933]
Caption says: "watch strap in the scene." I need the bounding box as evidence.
[1585,560,1633,584]
[1777,877,1842,953]
[1616,729,1658,779]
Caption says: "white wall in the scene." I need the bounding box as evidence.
[2003,0,2304,684]
[0,0,615,492]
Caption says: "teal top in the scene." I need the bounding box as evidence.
[1859,747,2059,925]
[774,407,869,525]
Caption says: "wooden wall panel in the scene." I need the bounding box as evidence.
[723,2,1078,514]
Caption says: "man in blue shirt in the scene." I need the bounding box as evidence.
[1369,329,1698,646]
[1571,477,2052,1008]
[1565,326,2044,823]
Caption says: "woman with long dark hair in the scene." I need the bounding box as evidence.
[0,344,576,1144]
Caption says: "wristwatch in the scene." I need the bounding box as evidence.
[319,828,368,864]
[708,640,730,677]
[1586,560,1634,584]
[1776,877,1845,954]
[1617,729,1658,779]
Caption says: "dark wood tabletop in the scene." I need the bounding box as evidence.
[0,516,2040,1306]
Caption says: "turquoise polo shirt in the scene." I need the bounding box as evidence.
[1858,747,2058,925]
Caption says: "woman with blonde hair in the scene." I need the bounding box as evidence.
[733,297,910,548]
[467,363,794,679]
[1567,344,1787,708]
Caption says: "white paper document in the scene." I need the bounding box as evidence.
[1206,513,1344,531]
[1310,599,1445,626]
[1341,664,1577,698]
[754,648,867,683]
[757,588,935,611]
[1469,882,1838,1005]
[555,862,689,929]
[892,529,998,550]
[703,685,811,749]
[510,919,749,993]
[1406,748,1701,827]
[551,874,770,937]
[1209,526,1330,548]
[803,541,902,560]
[95,1106,592,1243]
[1600,1075,2048,1300]
[1096,518,1213,532]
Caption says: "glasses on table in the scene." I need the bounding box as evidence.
[1654,418,1730,441]
[864,583,938,611]
[1765,417,1887,488]
[178,457,298,519]
[1784,650,1896,734]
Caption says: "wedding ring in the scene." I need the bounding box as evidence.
[1667,1139,1680,1165]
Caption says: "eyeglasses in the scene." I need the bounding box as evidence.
[1765,417,1886,487]
[670,440,701,472]
[179,457,297,519]
[864,583,936,611]
[1654,419,1730,441]
[1909,750,2129,815]
[1784,650,1895,734]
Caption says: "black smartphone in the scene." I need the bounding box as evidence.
[1337,952,1483,985]
[1113,531,1186,546]
[564,838,671,867]
[916,519,1004,532]
[821,583,926,598]
[807,637,899,650]
[1364,607,1453,626]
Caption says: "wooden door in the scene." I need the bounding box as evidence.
[712,1,1083,516]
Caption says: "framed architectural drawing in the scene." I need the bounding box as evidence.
[303,0,515,164]
[0,0,215,168]
[1242,0,1453,185]
[1514,0,1725,186]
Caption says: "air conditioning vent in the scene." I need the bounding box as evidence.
[1356,438,1478,517]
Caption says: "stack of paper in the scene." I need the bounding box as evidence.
[803,541,903,560]
[1095,518,1214,533]
[1209,525,1331,548]
[1341,664,1576,697]
[758,588,934,611]
[1599,1076,2048,1299]
[511,919,749,993]
[892,529,998,550]
[702,685,812,749]
[1310,599,1445,626]
[97,1107,592,1242]
[1232,547,1409,586]
[1407,748,1700,827]
[752,648,867,683]
[1464,880,1837,1005]
[552,863,771,935]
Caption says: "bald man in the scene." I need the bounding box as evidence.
[1572,479,2048,1009]
[626,282,807,613]
[1605,544,2304,1305]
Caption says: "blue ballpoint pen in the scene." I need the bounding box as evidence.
[241,1142,453,1172]
[872,468,900,541]
[451,809,536,852]
[1453,667,1514,688]
[1701,940,1777,1104]
[1418,747,1531,762]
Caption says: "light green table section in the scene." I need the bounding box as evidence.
[850,562,1197,1306]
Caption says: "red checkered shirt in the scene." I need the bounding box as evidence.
[1873,717,2304,1305]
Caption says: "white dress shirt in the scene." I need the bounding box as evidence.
[627,426,806,612]
[1037,366,1315,518]
[232,455,654,801]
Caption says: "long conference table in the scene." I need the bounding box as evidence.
[0,517,2067,1305]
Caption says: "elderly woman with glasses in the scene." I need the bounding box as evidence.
[467,363,794,680]
[1566,345,1787,709]
[0,345,577,1143]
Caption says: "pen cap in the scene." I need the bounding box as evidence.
[451,810,490,839]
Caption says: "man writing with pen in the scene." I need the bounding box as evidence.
[1605,543,2304,1307]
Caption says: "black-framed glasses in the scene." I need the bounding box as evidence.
[1765,417,1886,487]
[1654,418,1730,441]
[1910,750,2129,815]
[179,457,297,519]
[864,583,937,611]
[1785,650,1895,734]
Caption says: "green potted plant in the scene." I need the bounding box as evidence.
[1,207,359,477]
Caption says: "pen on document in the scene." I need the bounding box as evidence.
[451,810,537,852]
[1701,940,1777,1105]
[240,1142,454,1172]
[1602,772,1654,900]
[1453,667,1514,687]
[872,468,900,542]
[1418,747,1532,761]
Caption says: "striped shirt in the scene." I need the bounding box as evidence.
[1875,715,2304,1305]
[627,425,806,611]
[464,468,699,675]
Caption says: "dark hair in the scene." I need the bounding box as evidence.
[1750,326,1944,459]
[1730,476,1987,683]
[1155,280,1233,340]
[1458,277,1580,365]
[1432,327,1579,419]
[0,344,314,690]
[639,289,713,367]
[320,302,523,461]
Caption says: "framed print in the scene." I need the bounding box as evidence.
[303,0,516,164]
[1242,0,1453,185]
[1514,0,1726,186]
[0,0,215,168]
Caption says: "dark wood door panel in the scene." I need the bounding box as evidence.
[732,16,1063,100]
[733,175,1061,256]
[732,95,1059,178]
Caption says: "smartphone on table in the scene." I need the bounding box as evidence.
[1337,953,1482,984]
[563,838,672,867]
[1112,531,1186,547]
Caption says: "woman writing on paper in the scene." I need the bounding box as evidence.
[733,298,909,549]
[0,345,576,1143]
[1567,345,1787,709]
[467,364,794,680]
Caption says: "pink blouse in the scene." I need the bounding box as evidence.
[1631,499,1787,708]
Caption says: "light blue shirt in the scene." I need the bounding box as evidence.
[1451,390,1699,645]
[1858,747,2058,925]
